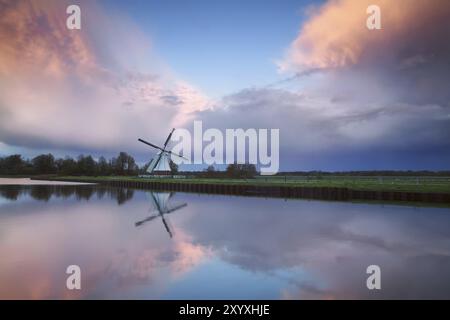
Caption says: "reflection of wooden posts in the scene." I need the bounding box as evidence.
[43,176,450,205]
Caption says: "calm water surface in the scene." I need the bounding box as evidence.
[1,178,450,299]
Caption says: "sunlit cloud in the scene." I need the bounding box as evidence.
[0,0,210,155]
[279,0,450,72]
[0,197,211,299]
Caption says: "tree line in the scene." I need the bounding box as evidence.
[0,153,258,178]
[0,152,139,176]
[196,164,257,179]
[2,153,447,178]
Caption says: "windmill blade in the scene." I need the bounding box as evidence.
[163,128,175,148]
[138,139,165,152]
[167,150,188,160]
[150,152,164,173]
[147,151,163,173]
[135,214,160,227]
[160,215,173,238]
[165,203,187,214]
[142,159,154,173]
[146,157,157,173]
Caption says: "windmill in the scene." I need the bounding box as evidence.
[135,191,187,238]
[138,128,186,175]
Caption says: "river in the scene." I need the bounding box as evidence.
[1,178,450,299]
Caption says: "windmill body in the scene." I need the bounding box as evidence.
[147,151,171,174]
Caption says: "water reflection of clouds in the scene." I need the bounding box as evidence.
[0,195,210,299]
[0,196,11,206]
[179,197,450,299]
[1,185,450,299]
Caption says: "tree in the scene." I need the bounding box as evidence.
[0,152,143,176]
[226,163,257,178]
[57,157,77,175]
[115,152,128,175]
[114,152,137,175]
[226,163,236,178]
[169,160,179,174]
[0,155,26,175]
[84,156,97,176]
[202,165,216,178]
[242,163,257,177]
[76,155,97,176]
[32,154,56,174]
[126,154,137,175]
[97,156,110,176]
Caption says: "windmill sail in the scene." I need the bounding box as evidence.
[146,157,157,173]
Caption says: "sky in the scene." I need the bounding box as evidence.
[0,0,449,171]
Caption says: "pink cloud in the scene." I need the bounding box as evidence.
[279,0,450,72]
[0,0,210,155]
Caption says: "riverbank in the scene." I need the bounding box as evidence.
[30,175,450,205]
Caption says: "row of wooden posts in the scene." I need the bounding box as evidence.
[90,179,450,204]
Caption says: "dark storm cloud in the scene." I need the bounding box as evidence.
[192,87,450,170]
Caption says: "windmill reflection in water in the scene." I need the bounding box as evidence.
[135,192,187,238]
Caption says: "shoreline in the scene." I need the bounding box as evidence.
[27,175,450,206]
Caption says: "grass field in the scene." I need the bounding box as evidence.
[39,175,450,194]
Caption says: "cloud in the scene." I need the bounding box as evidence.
[280,0,450,71]
[192,87,450,170]
[185,0,450,170]
[0,0,210,156]
[279,0,450,105]
[0,189,210,299]
[180,195,450,299]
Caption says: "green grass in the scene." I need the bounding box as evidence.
[36,175,450,194]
